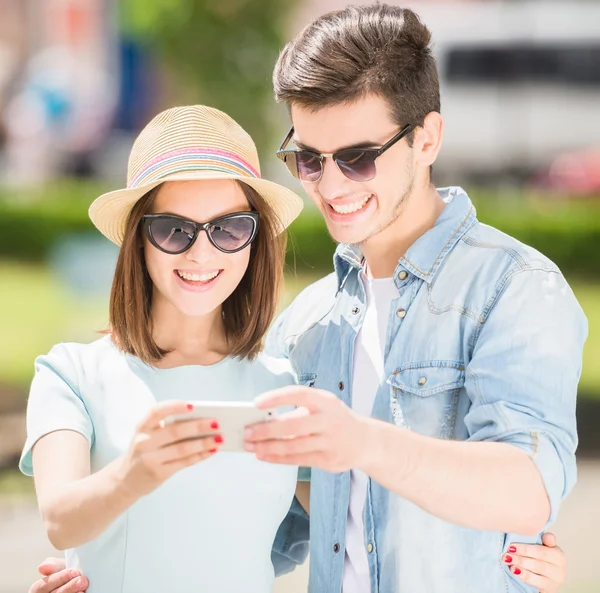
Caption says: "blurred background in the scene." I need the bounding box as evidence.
[0,0,598,591]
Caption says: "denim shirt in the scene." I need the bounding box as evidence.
[270,187,587,593]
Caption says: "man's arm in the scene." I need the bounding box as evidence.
[271,496,310,577]
[249,268,585,535]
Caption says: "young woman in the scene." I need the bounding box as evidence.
[19,105,306,593]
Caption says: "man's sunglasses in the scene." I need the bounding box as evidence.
[142,211,259,255]
[276,123,414,183]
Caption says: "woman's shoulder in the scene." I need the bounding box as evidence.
[36,335,122,384]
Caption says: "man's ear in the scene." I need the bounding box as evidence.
[414,111,444,168]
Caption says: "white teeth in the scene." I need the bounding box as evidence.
[177,270,220,282]
[330,196,371,214]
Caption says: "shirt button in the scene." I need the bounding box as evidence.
[418,376,427,386]
[338,381,345,391]
[398,271,408,280]
[352,306,360,315]
[333,543,340,553]
[367,543,374,553]
[396,308,406,319]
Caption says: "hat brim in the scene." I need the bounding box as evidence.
[88,171,305,246]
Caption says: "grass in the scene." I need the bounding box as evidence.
[0,260,599,397]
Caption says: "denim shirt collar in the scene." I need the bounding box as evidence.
[333,186,477,289]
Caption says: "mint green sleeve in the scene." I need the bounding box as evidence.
[19,344,94,476]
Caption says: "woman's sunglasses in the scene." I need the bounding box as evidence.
[142,211,259,255]
[276,123,414,183]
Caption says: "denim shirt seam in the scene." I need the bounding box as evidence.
[402,205,477,280]
[473,266,562,346]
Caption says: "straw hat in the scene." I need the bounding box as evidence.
[89,105,304,244]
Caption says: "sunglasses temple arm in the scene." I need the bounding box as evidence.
[279,126,295,151]
[377,124,414,156]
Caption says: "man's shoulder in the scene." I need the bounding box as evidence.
[267,272,338,355]
[457,220,560,276]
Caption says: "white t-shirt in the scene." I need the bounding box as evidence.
[343,274,398,593]
[20,335,298,593]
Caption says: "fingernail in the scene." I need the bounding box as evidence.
[513,567,521,575]
[209,448,217,453]
[76,577,86,586]
[214,435,223,444]
[211,421,219,430]
[244,442,254,452]
[508,546,517,554]
[244,428,253,440]
[187,404,194,411]
[504,555,513,564]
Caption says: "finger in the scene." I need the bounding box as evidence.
[255,386,335,413]
[138,401,194,432]
[507,543,554,564]
[155,434,223,464]
[164,448,218,472]
[54,575,89,593]
[30,570,83,593]
[542,532,558,547]
[502,553,563,585]
[507,564,554,592]
[251,434,326,459]
[246,409,322,442]
[37,557,67,576]
[153,417,220,447]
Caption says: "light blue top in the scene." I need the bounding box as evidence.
[268,187,587,593]
[20,335,299,593]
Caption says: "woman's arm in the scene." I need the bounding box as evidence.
[33,401,223,550]
[32,430,137,550]
[294,481,310,515]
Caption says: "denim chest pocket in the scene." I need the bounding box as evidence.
[297,373,317,388]
[387,362,465,439]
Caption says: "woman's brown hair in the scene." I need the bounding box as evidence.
[108,181,286,363]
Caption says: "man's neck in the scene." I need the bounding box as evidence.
[361,185,445,278]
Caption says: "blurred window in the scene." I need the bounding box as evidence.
[445,44,600,85]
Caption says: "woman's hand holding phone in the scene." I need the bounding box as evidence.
[119,401,223,498]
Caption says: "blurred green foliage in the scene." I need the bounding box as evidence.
[119,0,297,153]
[1,182,599,279]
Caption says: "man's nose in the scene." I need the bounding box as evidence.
[316,156,352,200]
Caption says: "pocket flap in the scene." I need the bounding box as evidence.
[388,362,465,397]
[298,373,317,387]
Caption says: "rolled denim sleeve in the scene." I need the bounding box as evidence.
[464,268,587,526]
[271,496,310,576]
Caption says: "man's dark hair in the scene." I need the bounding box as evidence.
[273,3,440,144]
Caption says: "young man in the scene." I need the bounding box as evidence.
[29,4,579,593]
[247,4,584,593]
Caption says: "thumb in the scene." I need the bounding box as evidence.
[37,557,67,576]
[542,532,557,548]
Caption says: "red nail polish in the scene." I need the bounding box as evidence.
[209,448,217,453]
[187,404,194,411]
[504,555,513,564]
[214,435,223,444]
[508,546,517,554]
[513,568,521,576]
[211,421,219,430]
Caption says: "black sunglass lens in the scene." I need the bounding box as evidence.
[210,217,255,252]
[149,218,196,253]
[336,150,377,182]
[294,152,322,182]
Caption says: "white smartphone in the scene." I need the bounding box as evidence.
[163,401,277,453]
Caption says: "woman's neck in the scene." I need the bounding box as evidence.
[150,298,229,368]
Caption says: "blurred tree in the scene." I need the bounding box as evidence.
[119,0,298,156]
